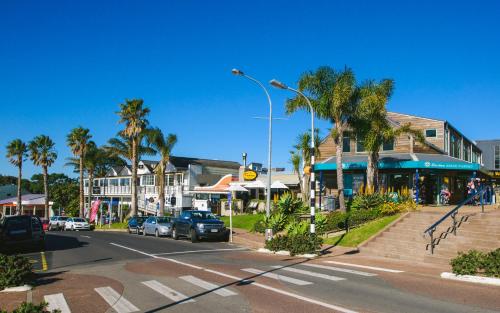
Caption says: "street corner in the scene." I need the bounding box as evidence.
[31,272,124,313]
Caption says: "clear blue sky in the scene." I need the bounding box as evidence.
[1,0,499,178]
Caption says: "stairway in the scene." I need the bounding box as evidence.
[360,209,500,266]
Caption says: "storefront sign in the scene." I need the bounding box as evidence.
[316,160,481,171]
[243,170,258,181]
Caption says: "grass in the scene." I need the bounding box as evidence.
[323,213,401,247]
[219,213,263,231]
[94,222,128,229]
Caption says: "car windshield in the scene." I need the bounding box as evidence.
[157,217,170,224]
[73,218,86,222]
[5,217,30,231]
[59,217,68,221]
[136,217,146,222]
[190,212,218,220]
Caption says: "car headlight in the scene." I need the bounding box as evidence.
[196,223,205,229]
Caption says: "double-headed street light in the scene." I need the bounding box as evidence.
[270,79,317,234]
[232,68,273,241]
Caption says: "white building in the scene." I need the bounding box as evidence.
[83,156,240,217]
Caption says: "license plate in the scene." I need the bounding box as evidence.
[210,229,218,233]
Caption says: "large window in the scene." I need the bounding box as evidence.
[382,140,394,151]
[495,146,500,169]
[450,131,461,158]
[141,175,155,186]
[175,174,183,186]
[167,174,174,186]
[120,178,130,186]
[463,141,471,162]
[109,179,119,187]
[425,129,437,138]
[342,135,351,153]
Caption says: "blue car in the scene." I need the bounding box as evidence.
[172,210,229,243]
[127,216,147,234]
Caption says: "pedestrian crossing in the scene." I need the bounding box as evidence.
[40,261,399,312]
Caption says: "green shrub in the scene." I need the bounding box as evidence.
[285,220,309,237]
[265,212,288,233]
[0,301,60,313]
[325,211,348,232]
[265,233,323,256]
[450,250,485,276]
[265,235,290,252]
[275,193,304,215]
[348,208,381,226]
[0,254,34,290]
[351,193,384,210]
[483,248,500,278]
[378,202,402,216]
[314,213,327,235]
[251,219,266,234]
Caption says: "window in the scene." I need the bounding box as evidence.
[495,146,500,169]
[120,178,130,186]
[109,179,119,187]
[141,175,155,186]
[175,174,183,186]
[356,139,365,152]
[84,179,89,187]
[167,174,174,186]
[382,140,394,151]
[342,135,350,153]
[463,142,471,162]
[425,129,437,137]
[450,131,461,158]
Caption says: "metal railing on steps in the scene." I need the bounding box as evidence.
[423,188,487,254]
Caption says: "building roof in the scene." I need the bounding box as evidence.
[0,194,53,206]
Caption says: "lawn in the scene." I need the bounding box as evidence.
[94,222,128,229]
[324,214,401,247]
[219,214,263,231]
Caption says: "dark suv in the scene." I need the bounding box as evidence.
[0,215,45,252]
[127,216,147,234]
[172,210,229,243]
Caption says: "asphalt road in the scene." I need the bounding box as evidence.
[14,230,500,313]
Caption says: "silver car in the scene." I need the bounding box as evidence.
[49,216,68,231]
[143,216,172,237]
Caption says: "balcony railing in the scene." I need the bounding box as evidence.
[84,185,185,196]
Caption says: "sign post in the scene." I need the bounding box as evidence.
[228,192,233,243]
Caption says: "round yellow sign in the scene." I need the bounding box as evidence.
[243,170,258,181]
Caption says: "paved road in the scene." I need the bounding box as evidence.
[8,230,499,313]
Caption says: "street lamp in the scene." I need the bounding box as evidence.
[270,79,317,234]
[232,68,273,241]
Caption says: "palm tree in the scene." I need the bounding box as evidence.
[28,135,57,218]
[293,130,321,203]
[356,79,424,191]
[145,128,177,216]
[67,127,92,217]
[116,99,150,217]
[6,139,28,215]
[286,66,359,212]
[289,151,303,197]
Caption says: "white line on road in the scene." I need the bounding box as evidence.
[109,242,358,313]
[302,263,377,277]
[152,248,247,256]
[44,293,71,313]
[324,261,404,273]
[180,275,238,297]
[80,235,91,238]
[270,266,346,281]
[94,286,139,313]
[142,280,194,303]
[241,268,313,286]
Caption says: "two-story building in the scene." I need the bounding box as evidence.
[83,156,240,218]
[475,139,500,183]
[315,112,485,205]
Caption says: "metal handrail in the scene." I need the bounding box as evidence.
[423,187,486,254]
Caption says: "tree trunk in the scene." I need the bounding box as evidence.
[158,161,166,216]
[334,128,346,212]
[88,171,94,219]
[17,160,22,215]
[130,138,138,217]
[79,156,84,217]
[366,151,380,192]
[43,165,49,219]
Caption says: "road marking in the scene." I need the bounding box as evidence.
[44,293,71,313]
[110,242,358,313]
[324,261,404,273]
[270,266,345,281]
[241,268,313,286]
[80,235,91,238]
[302,264,377,277]
[94,287,139,313]
[40,252,48,271]
[180,275,237,297]
[152,248,247,256]
[142,280,194,303]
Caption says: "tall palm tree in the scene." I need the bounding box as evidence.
[145,128,177,216]
[28,135,57,218]
[286,66,359,212]
[116,99,150,217]
[289,151,303,197]
[67,127,92,217]
[6,139,28,215]
[293,130,321,203]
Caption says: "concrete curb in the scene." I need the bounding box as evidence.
[256,248,318,258]
[441,272,500,286]
[0,285,32,293]
[93,228,127,232]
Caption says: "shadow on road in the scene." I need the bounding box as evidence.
[44,233,89,252]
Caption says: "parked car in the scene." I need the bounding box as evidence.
[49,216,68,231]
[0,215,45,252]
[41,218,49,232]
[127,216,147,234]
[143,216,173,237]
[172,210,229,243]
[64,217,90,231]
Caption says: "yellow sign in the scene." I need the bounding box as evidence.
[243,170,258,181]
[304,166,311,174]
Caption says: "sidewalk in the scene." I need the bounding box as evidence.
[231,228,265,249]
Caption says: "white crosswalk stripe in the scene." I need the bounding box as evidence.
[324,261,404,273]
[94,286,140,313]
[179,275,237,297]
[241,268,313,285]
[142,280,195,303]
[302,263,377,277]
[44,293,71,313]
[270,266,346,281]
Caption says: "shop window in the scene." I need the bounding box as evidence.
[342,135,350,153]
[356,139,365,152]
[425,129,437,138]
[382,140,394,151]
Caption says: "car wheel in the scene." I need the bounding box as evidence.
[190,229,198,243]
[143,228,147,236]
[172,227,179,240]
[155,229,159,237]
[71,225,75,231]
[128,227,132,234]
[223,231,230,242]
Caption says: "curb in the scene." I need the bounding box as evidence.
[256,248,318,258]
[441,272,500,286]
[0,285,32,293]
[93,228,127,232]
